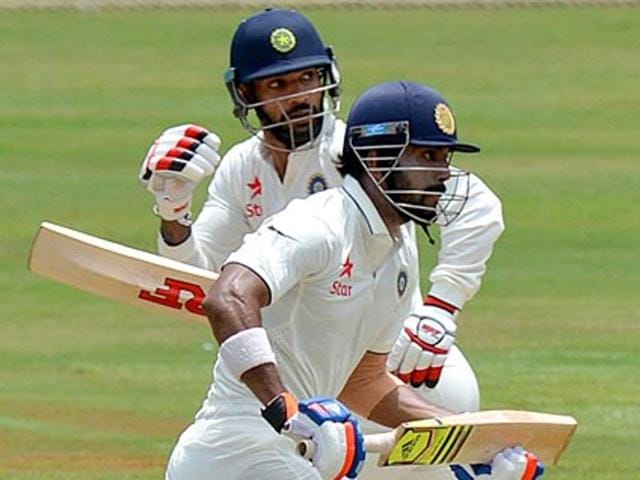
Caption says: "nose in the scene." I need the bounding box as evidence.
[435,164,451,183]
[284,86,311,109]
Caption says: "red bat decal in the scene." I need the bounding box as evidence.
[138,277,207,316]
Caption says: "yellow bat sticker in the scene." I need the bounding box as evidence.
[387,425,473,465]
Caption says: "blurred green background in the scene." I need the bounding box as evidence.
[1,7,639,479]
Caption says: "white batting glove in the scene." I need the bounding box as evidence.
[139,124,221,222]
[262,394,365,480]
[450,446,545,480]
[387,304,456,388]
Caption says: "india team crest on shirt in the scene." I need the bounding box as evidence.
[308,174,328,195]
[397,269,408,298]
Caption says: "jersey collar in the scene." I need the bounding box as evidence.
[342,174,391,239]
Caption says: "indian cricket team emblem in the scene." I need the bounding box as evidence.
[397,270,408,298]
[434,103,456,135]
[308,174,327,194]
[270,28,296,53]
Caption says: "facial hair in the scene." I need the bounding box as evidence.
[384,172,444,226]
[257,104,324,150]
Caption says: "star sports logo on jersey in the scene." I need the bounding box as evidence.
[245,176,263,218]
[330,256,353,297]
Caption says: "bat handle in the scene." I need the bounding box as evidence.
[297,431,396,460]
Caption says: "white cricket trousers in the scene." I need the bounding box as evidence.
[166,345,478,480]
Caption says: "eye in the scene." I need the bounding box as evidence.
[423,151,436,163]
[268,79,284,90]
[300,70,319,84]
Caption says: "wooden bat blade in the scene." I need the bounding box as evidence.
[375,410,577,467]
[28,222,217,320]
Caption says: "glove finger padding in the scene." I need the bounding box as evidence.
[146,148,213,183]
[389,304,457,388]
[492,447,545,480]
[152,136,220,173]
[409,349,435,386]
[450,447,544,480]
[139,124,221,222]
[162,124,221,151]
[139,125,220,189]
[312,421,360,480]
[396,340,423,383]
[293,397,366,480]
[387,331,411,372]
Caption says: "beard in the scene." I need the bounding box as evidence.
[257,104,324,150]
[384,173,445,226]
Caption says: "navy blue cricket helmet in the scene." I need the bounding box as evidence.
[343,81,479,226]
[346,81,479,154]
[228,8,335,84]
[225,9,341,151]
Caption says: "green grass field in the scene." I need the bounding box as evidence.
[1,7,639,479]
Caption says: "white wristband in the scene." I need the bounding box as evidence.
[219,327,276,379]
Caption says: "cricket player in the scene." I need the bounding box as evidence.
[164,81,544,480]
[138,9,504,479]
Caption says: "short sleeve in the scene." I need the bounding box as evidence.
[224,201,332,304]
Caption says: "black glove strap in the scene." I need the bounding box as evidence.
[261,392,298,433]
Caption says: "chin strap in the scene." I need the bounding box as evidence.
[422,225,436,246]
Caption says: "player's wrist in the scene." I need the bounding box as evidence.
[261,391,299,433]
[159,218,192,246]
[415,303,457,326]
[153,202,193,224]
[218,327,277,380]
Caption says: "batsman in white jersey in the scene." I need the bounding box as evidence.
[138,9,510,480]
[164,82,545,480]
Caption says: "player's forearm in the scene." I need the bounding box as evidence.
[368,382,454,428]
[203,288,262,343]
[202,265,269,342]
[160,219,191,246]
[339,353,454,427]
[241,363,289,406]
[203,264,284,405]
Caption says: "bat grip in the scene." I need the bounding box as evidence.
[297,431,396,460]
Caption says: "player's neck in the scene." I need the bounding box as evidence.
[268,148,289,182]
[359,175,405,237]
[264,133,290,182]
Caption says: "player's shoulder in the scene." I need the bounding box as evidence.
[466,171,502,207]
[218,136,261,167]
[212,136,269,189]
[268,188,349,246]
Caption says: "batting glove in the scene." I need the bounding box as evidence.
[387,303,457,388]
[262,393,365,480]
[450,446,545,480]
[139,124,221,222]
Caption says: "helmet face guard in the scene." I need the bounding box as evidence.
[348,120,470,227]
[225,60,341,152]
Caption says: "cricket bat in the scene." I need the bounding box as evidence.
[28,222,217,320]
[299,410,577,467]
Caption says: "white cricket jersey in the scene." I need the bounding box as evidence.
[157,114,503,314]
[429,173,504,309]
[158,115,345,271]
[195,175,423,419]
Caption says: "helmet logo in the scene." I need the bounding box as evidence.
[434,103,456,135]
[270,28,297,53]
